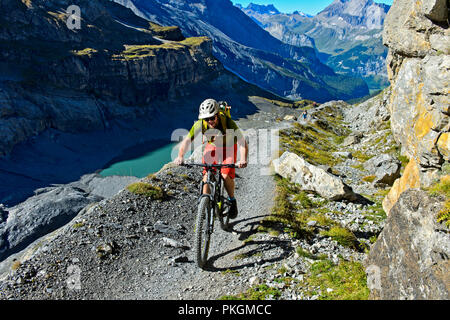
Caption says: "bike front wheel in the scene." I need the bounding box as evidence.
[195,196,212,269]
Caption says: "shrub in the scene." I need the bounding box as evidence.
[127,182,164,200]
[428,175,450,228]
[320,226,358,249]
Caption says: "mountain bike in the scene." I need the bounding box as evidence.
[183,163,237,269]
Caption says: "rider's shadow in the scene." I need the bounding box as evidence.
[203,239,293,272]
[202,215,294,272]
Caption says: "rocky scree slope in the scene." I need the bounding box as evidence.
[239,0,390,92]
[0,95,401,300]
[113,0,369,102]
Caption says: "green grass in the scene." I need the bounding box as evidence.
[299,259,370,300]
[279,107,350,167]
[72,48,98,57]
[180,36,209,47]
[148,22,179,34]
[126,182,164,200]
[220,284,282,300]
[320,226,358,249]
[427,175,450,228]
[262,176,341,240]
[362,175,376,183]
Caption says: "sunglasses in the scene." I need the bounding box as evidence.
[205,115,217,122]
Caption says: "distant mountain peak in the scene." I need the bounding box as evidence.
[246,3,280,15]
[292,10,312,18]
[321,0,386,17]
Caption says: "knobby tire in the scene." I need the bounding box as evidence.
[195,196,211,269]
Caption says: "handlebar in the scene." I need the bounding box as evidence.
[181,163,237,169]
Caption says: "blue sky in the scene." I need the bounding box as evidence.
[233,0,393,16]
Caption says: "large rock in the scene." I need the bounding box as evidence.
[364,153,401,185]
[366,189,449,299]
[272,152,357,201]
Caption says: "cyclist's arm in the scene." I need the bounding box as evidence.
[238,138,249,168]
[175,135,191,164]
[175,120,202,165]
[227,119,248,167]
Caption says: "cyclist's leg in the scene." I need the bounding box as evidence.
[202,173,211,195]
[222,173,235,198]
[221,144,237,196]
[221,144,238,219]
[202,143,217,195]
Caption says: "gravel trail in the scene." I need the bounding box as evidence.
[0,98,295,300]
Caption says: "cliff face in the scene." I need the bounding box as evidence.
[114,0,369,102]
[0,0,222,157]
[367,0,449,300]
[382,0,449,213]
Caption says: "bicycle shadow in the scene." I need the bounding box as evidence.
[203,238,293,272]
[202,215,294,272]
[226,214,268,241]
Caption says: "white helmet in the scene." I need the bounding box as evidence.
[198,99,219,119]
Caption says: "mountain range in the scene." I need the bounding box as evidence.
[113,0,369,102]
[0,0,272,205]
[238,0,391,92]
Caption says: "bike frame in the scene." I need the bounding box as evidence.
[186,163,235,226]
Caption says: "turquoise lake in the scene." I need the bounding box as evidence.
[100,141,181,178]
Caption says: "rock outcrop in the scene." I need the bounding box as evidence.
[382,0,450,212]
[367,0,450,300]
[367,189,449,299]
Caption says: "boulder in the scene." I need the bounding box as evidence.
[363,153,401,185]
[366,189,450,299]
[342,132,363,147]
[283,115,297,121]
[272,152,357,201]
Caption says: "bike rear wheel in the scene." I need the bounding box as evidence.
[195,196,212,268]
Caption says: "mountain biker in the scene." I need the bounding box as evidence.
[174,98,248,219]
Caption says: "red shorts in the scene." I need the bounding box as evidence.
[202,143,237,179]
